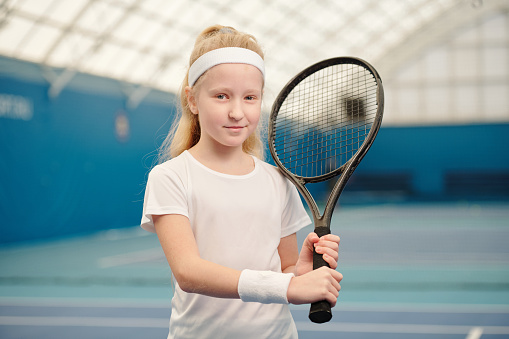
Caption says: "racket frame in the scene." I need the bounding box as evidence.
[268,56,384,322]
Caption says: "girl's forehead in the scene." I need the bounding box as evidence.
[202,63,264,86]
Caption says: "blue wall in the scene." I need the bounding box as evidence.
[0,58,174,244]
[1,57,508,244]
[289,123,509,204]
[352,123,509,197]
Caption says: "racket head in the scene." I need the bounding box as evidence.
[269,57,384,185]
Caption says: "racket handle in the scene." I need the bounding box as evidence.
[309,227,332,323]
[309,300,332,323]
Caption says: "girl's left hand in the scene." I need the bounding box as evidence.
[295,232,340,277]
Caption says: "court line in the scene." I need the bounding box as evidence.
[295,322,509,335]
[289,303,509,314]
[466,327,483,339]
[2,297,508,314]
[98,248,164,268]
[0,297,170,308]
[2,315,509,336]
[0,316,168,328]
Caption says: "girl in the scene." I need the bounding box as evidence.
[141,25,342,339]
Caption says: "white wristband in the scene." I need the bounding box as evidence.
[238,269,294,304]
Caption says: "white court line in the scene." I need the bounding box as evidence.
[2,298,508,314]
[295,322,509,335]
[0,297,170,308]
[466,327,484,339]
[289,303,509,314]
[98,248,164,268]
[0,316,168,328]
[1,316,509,336]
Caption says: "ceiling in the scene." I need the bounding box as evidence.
[0,0,488,106]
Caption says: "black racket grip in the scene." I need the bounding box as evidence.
[309,227,332,323]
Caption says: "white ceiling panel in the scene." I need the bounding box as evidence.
[0,0,481,96]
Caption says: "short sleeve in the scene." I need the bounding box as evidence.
[140,165,189,233]
[280,179,312,238]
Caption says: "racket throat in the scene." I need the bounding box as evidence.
[313,225,330,237]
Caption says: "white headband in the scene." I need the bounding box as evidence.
[188,47,265,86]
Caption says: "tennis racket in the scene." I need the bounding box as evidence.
[268,57,384,323]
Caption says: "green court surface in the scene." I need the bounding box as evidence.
[1,201,508,338]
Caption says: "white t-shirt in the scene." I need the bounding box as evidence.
[141,151,311,339]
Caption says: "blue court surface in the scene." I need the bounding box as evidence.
[1,201,508,338]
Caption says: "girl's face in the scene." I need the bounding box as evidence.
[187,63,263,152]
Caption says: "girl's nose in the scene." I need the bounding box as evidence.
[228,102,244,120]
[228,111,243,120]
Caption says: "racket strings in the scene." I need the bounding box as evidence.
[273,63,378,178]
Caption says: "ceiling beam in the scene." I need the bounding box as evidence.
[46,0,140,99]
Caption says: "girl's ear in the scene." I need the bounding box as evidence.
[185,86,198,114]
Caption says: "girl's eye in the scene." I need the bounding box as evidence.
[216,94,227,100]
[245,96,255,101]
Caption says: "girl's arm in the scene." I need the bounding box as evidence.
[278,232,342,306]
[278,232,340,276]
[154,214,241,298]
[277,233,300,274]
[156,214,342,306]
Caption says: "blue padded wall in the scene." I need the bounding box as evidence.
[0,57,174,243]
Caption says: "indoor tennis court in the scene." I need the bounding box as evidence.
[1,0,509,338]
[1,202,508,338]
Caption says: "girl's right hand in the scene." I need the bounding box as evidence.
[286,267,343,306]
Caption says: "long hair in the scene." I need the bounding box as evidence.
[158,25,265,163]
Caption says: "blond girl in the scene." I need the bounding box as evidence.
[141,25,342,339]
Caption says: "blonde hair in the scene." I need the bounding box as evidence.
[158,25,265,163]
